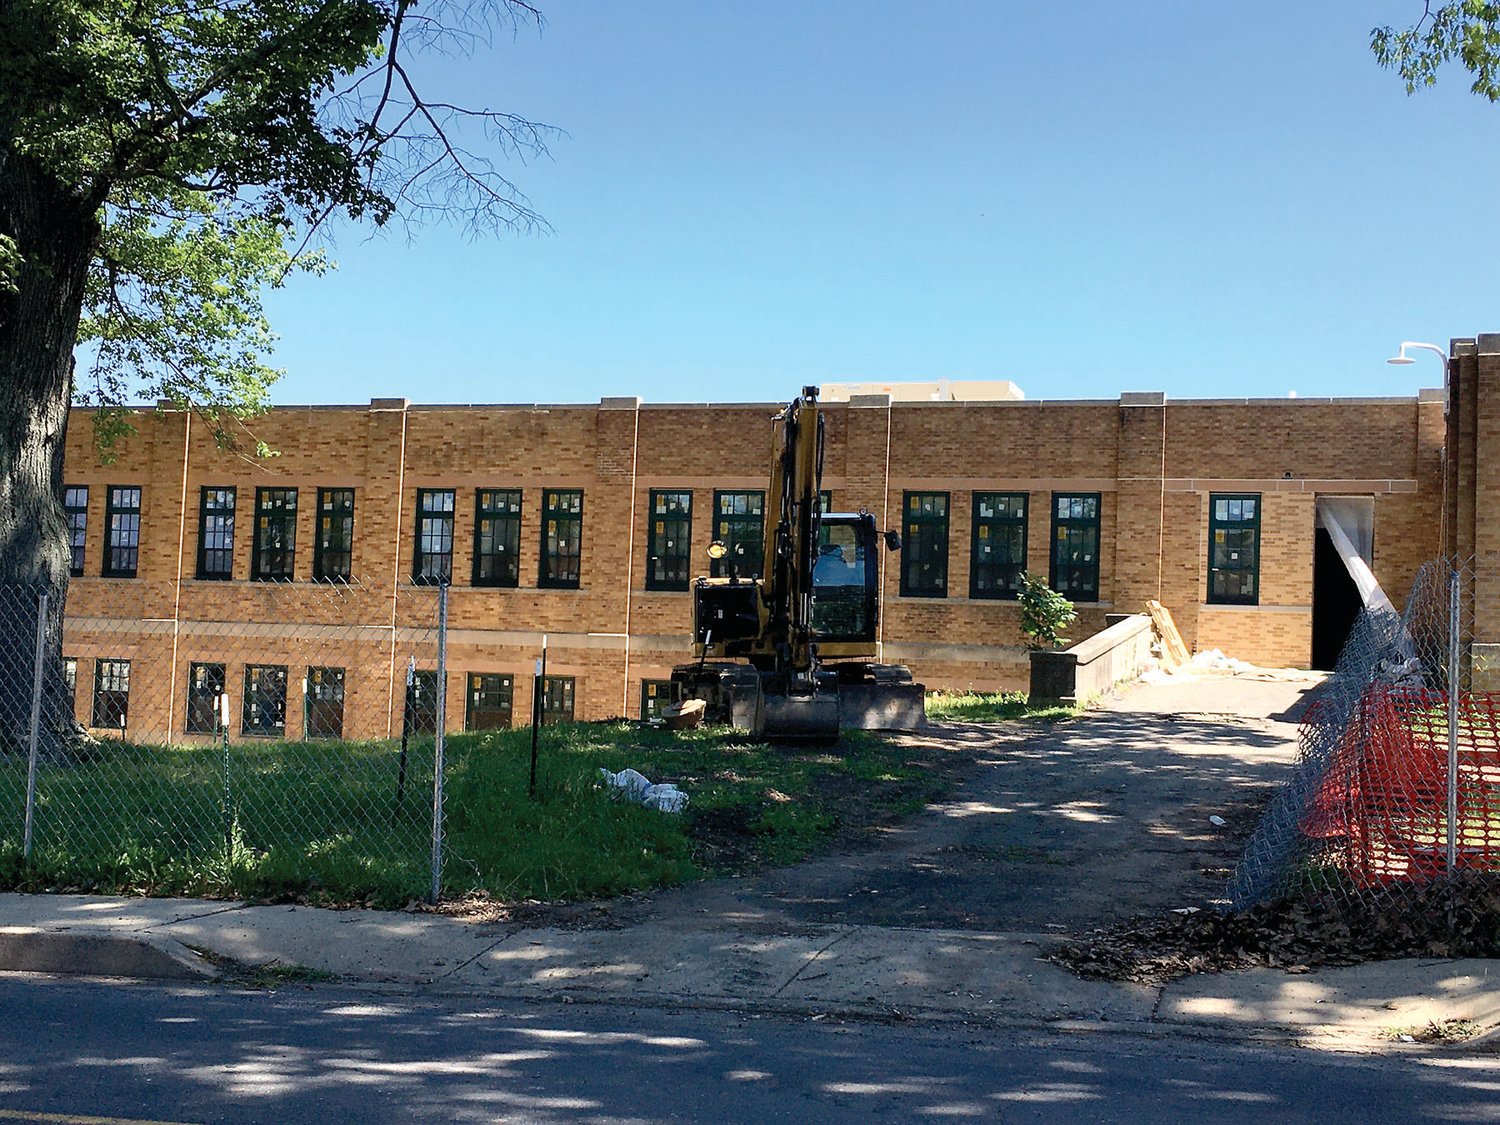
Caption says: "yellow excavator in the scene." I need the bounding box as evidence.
[671,386,926,740]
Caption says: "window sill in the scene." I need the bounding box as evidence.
[637,588,691,596]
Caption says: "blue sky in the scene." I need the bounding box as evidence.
[260,2,1500,405]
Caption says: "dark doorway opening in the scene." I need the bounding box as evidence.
[1312,525,1363,670]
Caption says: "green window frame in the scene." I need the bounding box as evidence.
[640,679,677,721]
[92,659,130,730]
[1050,493,1101,602]
[900,491,949,598]
[242,664,288,737]
[473,489,522,588]
[103,485,142,578]
[64,486,87,577]
[1207,493,1261,606]
[646,489,693,591]
[305,666,345,739]
[405,669,441,735]
[541,675,575,725]
[185,661,226,735]
[313,488,354,582]
[412,488,455,585]
[539,489,583,589]
[466,673,514,730]
[711,490,764,579]
[970,492,1028,600]
[251,487,298,582]
[196,486,236,580]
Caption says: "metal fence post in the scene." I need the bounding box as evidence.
[22,591,48,860]
[1447,567,1461,876]
[429,583,448,905]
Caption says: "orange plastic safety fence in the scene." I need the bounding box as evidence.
[1303,685,1500,886]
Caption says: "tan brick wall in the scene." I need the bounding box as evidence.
[59,389,1443,736]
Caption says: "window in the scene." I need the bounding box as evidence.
[539,489,583,589]
[305,666,345,739]
[62,658,77,721]
[473,489,522,588]
[900,492,949,597]
[103,486,141,577]
[466,673,514,730]
[712,490,764,579]
[92,659,130,730]
[971,492,1028,600]
[186,662,226,735]
[196,487,236,580]
[252,488,298,581]
[1208,494,1261,606]
[406,670,441,735]
[1050,493,1101,602]
[820,490,833,513]
[540,675,575,725]
[640,679,677,722]
[646,490,693,591]
[413,489,455,585]
[63,486,87,577]
[242,664,288,736]
[314,488,354,582]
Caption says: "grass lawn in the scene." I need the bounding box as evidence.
[0,719,969,909]
[924,689,1077,724]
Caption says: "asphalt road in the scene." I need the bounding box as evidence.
[0,976,1497,1123]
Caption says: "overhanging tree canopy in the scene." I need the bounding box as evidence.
[0,0,552,592]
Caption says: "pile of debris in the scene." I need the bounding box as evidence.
[1049,875,1500,985]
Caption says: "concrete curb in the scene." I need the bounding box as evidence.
[0,926,217,981]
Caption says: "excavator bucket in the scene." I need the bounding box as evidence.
[839,682,928,732]
[756,691,841,743]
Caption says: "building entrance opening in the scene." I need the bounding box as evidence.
[1312,525,1362,670]
[1312,497,1379,671]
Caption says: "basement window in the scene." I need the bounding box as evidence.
[466,673,514,731]
[306,666,346,739]
[900,491,949,598]
[646,490,693,591]
[971,492,1028,600]
[186,661,226,735]
[640,679,677,722]
[541,675,575,725]
[242,664,288,737]
[1208,494,1261,606]
[1050,493,1101,602]
[92,659,130,731]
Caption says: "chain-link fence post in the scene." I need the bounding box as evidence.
[1447,567,1461,876]
[429,582,448,904]
[21,590,48,860]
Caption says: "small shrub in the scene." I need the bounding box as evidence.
[1018,572,1077,649]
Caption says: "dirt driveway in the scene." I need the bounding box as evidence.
[639,671,1322,936]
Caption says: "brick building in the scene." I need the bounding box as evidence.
[57,333,1480,742]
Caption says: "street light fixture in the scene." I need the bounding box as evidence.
[1387,340,1449,378]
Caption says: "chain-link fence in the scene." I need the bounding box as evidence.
[1228,555,1498,910]
[0,580,450,905]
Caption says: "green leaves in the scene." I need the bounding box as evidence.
[1018,572,1077,651]
[1373,2,1500,101]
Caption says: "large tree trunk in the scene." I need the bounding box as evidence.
[0,146,98,748]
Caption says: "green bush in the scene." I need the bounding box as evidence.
[1018,571,1077,649]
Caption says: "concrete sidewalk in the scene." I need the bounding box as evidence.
[3,891,1497,1050]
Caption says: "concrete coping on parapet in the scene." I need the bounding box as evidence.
[1478,333,1500,356]
[1418,387,1447,404]
[1119,391,1166,407]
